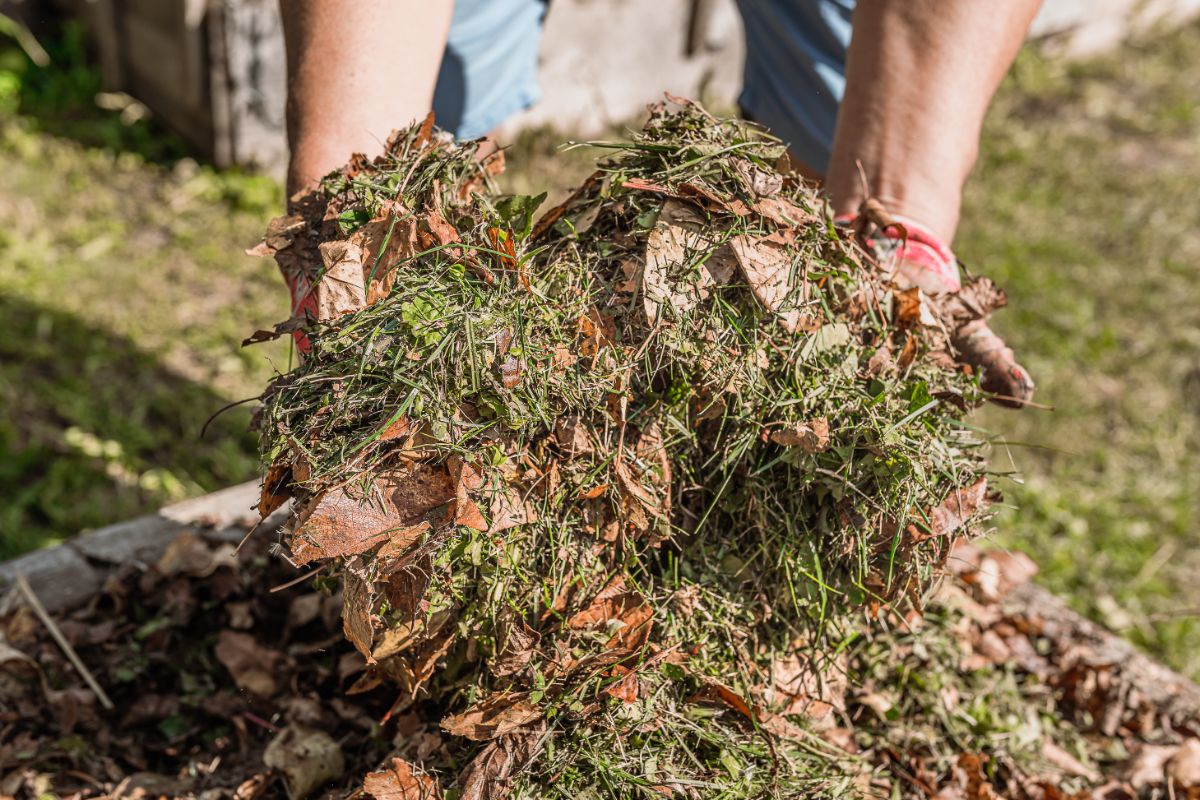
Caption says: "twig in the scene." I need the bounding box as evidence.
[15,573,115,710]
[268,564,327,593]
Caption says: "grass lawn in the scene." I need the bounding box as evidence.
[0,21,1196,678]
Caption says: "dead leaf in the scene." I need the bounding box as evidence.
[490,615,541,678]
[1127,744,1177,789]
[342,569,377,660]
[440,694,541,741]
[752,196,813,227]
[449,458,487,532]
[555,416,594,458]
[315,241,367,319]
[577,308,615,358]
[259,460,292,517]
[642,200,731,324]
[290,465,454,565]
[768,418,830,453]
[604,601,653,652]
[567,575,638,629]
[423,211,459,247]
[1168,739,1200,788]
[908,477,989,542]
[733,158,783,199]
[363,757,440,800]
[1042,740,1100,782]
[351,213,418,305]
[157,533,237,578]
[729,234,802,332]
[456,727,545,800]
[895,286,938,329]
[498,356,522,389]
[767,650,848,719]
[488,488,536,534]
[263,724,345,799]
[214,630,284,697]
[247,214,306,257]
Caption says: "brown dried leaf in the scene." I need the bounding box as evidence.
[908,477,989,542]
[363,757,440,800]
[498,356,523,389]
[752,196,813,227]
[1127,744,1177,789]
[1168,739,1200,788]
[456,728,546,800]
[567,575,637,629]
[157,533,237,578]
[214,630,283,697]
[1042,740,1100,783]
[247,214,306,257]
[605,601,653,652]
[258,460,292,517]
[729,234,801,333]
[351,213,418,305]
[642,200,733,325]
[488,488,537,534]
[440,694,541,741]
[342,569,377,660]
[423,211,459,247]
[555,416,594,458]
[316,241,367,319]
[733,158,783,199]
[263,724,345,800]
[769,418,830,452]
[604,665,640,704]
[767,650,848,719]
[291,465,454,565]
[490,615,541,678]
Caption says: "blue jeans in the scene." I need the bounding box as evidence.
[433,0,854,173]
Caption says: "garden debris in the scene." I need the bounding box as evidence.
[242,99,1048,796]
[3,519,1200,798]
[180,97,1200,797]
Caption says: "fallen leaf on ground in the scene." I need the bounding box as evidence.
[1127,744,1178,789]
[363,757,440,800]
[263,724,345,799]
[157,533,237,578]
[214,630,284,697]
[1169,739,1200,788]
[769,418,830,452]
[440,694,541,741]
[456,727,546,800]
[1042,740,1100,782]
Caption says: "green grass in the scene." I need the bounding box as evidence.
[959,28,1200,679]
[0,18,1197,682]
[0,22,288,556]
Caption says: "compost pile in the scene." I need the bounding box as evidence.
[249,100,1016,797]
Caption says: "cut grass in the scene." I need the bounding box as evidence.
[0,17,1196,686]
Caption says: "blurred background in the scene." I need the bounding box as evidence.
[0,0,1196,678]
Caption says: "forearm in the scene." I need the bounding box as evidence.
[826,0,1041,241]
[281,0,453,198]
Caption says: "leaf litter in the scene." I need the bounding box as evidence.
[4,101,1199,800]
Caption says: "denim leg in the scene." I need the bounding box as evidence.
[736,0,855,173]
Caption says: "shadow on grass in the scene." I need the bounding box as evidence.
[0,294,261,559]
